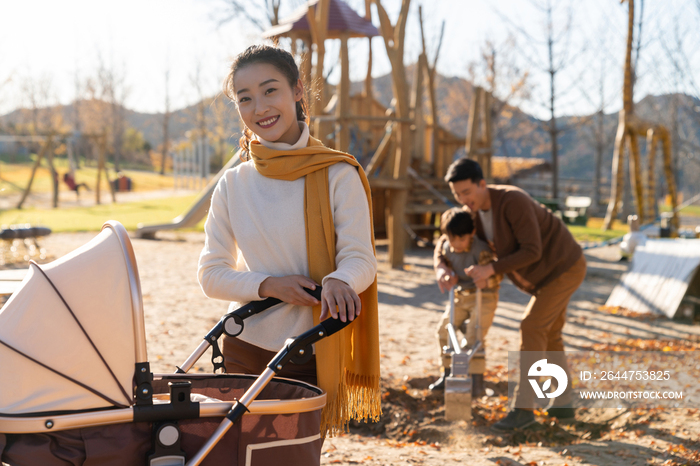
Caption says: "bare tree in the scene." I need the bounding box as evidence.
[216,0,282,30]
[657,8,700,197]
[161,67,171,175]
[0,67,13,123]
[20,74,55,134]
[467,36,532,162]
[17,75,67,208]
[189,60,208,142]
[493,0,583,200]
[572,23,619,215]
[210,95,235,170]
[96,53,130,171]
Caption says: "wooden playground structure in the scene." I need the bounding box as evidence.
[264,0,494,268]
[264,0,681,258]
[603,0,679,231]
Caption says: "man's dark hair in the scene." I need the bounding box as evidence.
[440,208,474,236]
[444,157,484,184]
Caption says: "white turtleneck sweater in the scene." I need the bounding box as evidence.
[197,122,377,351]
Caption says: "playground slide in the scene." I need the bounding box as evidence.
[135,150,242,239]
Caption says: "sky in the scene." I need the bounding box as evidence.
[1,0,699,121]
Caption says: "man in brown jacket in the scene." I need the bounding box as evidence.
[434,158,586,431]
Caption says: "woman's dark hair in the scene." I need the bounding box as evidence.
[444,157,484,184]
[440,207,475,237]
[223,44,309,152]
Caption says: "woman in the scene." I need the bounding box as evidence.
[198,44,380,437]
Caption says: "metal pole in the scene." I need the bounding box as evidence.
[177,340,210,373]
[466,288,483,358]
[446,287,458,353]
[475,288,482,348]
[186,368,276,466]
[446,324,461,355]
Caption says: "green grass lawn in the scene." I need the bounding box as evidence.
[1,193,629,247]
[660,203,700,217]
[0,159,174,195]
[567,217,628,243]
[0,195,200,233]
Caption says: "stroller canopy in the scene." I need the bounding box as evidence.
[0,222,145,415]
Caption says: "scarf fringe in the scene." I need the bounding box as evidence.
[320,370,382,438]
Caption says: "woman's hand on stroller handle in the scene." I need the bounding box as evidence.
[258,275,320,306]
[320,278,361,323]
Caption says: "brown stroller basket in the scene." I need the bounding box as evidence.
[0,221,348,465]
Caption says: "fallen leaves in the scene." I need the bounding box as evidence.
[592,337,700,352]
[348,372,700,465]
[598,305,663,320]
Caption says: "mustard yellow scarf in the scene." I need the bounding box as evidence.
[249,136,381,437]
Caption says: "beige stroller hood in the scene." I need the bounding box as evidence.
[0,221,334,465]
[0,221,144,415]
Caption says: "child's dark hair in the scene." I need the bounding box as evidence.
[223,44,309,152]
[440,208,475,237]
[444,157,484,184]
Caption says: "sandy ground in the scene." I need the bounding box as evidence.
[3,231,700,466]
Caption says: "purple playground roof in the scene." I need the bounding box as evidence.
[263,0,379,39]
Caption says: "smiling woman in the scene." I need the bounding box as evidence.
[222,46,309,151]
[232,63,304,145]
[198,45,381,441]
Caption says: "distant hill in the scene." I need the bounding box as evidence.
[2,70,699,192]
[0,98,242,152]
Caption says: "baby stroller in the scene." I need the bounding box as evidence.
[0,221,350,466]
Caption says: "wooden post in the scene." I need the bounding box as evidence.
[660,128,679,231]
[628,134,645,223]
[373,0,412,268]
[366,122,394,176]
[466,87,482,161]
[465,87,493,182]
[604,118,628,229]
[482,91,493,182]
[418,6,444,175]
[362,0,374,149]
[336,32,351,152]
[645,129,658,222]
[307,0,330,118]
[411,53,426,164]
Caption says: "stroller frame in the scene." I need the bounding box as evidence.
[0,221,347,466]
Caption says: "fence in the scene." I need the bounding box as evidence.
[173,138,211,190]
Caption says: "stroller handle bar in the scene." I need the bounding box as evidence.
[177,286,323,374]
[186,314,354,466]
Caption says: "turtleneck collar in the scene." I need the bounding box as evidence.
[256,121,309,151]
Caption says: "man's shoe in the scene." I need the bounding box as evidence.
[491,409,536,432]
[547,407,576,423]
[429,369,450,391]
